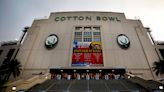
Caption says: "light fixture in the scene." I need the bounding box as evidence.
[112,70,115,72]
[159,85,163,90]
[86,70,89,72]
[128,76,131,79]
[99,70,102,72]
[73,70,76,72]
[11,86,16,91]
[60,70,63,72]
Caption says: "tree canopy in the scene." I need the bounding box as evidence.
[153,60,164,76]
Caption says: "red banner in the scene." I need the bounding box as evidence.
[72,42,103,67]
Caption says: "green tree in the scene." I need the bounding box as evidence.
[0,63,9,80]
[0,66,8,88]
[6,59,22,80]
[153,60,164,76]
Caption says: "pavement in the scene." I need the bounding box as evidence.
[27,79,148,92]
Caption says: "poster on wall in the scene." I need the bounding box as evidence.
[72,41,103,67]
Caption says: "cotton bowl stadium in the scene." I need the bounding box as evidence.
[0,11,164,92]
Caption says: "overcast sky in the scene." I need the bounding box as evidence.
[0,0,164,42]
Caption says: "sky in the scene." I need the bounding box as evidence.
[0,0,164,42]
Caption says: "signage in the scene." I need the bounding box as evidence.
[117,34,130,49]
[54,16,121,22]
[72,41,103,67]
[45,34,58,49]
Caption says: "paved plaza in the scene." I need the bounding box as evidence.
[27,79,148,92]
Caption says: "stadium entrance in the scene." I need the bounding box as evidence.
[50,68,126,80]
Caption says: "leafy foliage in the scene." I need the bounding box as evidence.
[153,60,164,76]
[0,59,22,80]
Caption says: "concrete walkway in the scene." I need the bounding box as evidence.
[28,79,148,92]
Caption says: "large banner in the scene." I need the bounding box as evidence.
[72,41,103,67]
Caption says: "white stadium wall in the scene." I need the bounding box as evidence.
[16,12,159,80]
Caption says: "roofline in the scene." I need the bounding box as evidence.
[50,11,125,15]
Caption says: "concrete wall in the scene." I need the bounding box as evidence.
[16,12,159,80]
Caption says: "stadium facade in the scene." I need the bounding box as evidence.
[16,11,160,80]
